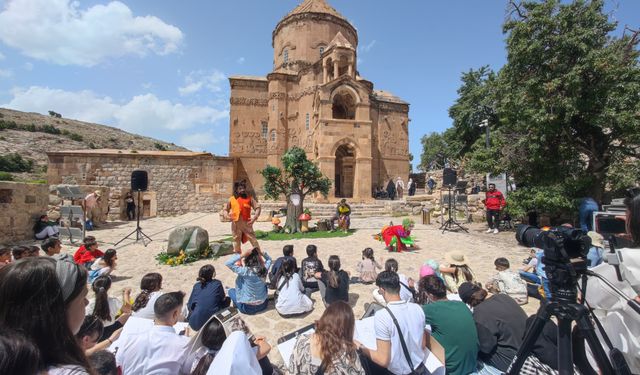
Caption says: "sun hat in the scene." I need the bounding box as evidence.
[94,190,102,197]
[444,251,468,265]
[587,231,604,249]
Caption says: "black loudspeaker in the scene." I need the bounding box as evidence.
[443,168,457,187]
[131,170,148,191]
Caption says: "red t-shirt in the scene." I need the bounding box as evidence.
[73,245,104,264]
[236,196,253,221]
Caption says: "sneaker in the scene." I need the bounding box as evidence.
[486,228,493,233]
[493,228,499,234]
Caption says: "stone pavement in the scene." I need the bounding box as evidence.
[52,213,539,368]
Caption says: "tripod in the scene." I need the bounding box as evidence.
[114,190,152,247]
[507,267,631,375]
[439,186,468,233]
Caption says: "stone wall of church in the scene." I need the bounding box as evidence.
[0,181,49,244]
[47,152,233,218]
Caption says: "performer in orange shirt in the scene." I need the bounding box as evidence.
[224,180,262,254]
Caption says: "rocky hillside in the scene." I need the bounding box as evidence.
[0,108,188,181]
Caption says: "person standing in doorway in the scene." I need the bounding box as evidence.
[408,178,416,196]
[386,178,396,201]
[224,181,261,254]
[482,183,506,234]
[395,177,405,199]
[124,191,136,221]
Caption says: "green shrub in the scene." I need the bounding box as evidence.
[0,153,33,172]
[0,172,13,181]
[154,142,168,151]
[69,133,83,142]
[41,124,62,135]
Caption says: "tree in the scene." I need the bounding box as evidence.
[259,147,332,233]
[496,0,640,202]
[418,129,461,171]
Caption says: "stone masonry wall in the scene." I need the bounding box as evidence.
[47,151,233,218]
[0,182,49,244]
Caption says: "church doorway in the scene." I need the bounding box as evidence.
[335,144,356,198]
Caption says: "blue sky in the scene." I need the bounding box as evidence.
[0,0,638,168]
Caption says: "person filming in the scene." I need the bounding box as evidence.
[585,187,640,373]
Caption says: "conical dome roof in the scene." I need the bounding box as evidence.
[284,0,347,21]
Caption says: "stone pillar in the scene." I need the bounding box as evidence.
[323,61,328,84]
[348,62,353,78]
[333,61,339,80]
[354,157,373,202]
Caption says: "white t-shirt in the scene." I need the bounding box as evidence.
[275,273,313,315]
[132,291,163,320]
[48,365,89,375]
[85,296,122,327]
[115,325,189,375]
[398,274,415,303]
[374,300,425,375]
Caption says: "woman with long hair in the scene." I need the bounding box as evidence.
[131,272,163,319]
[316,255,349,306]
[289,300,364,374]
[86,276,130,341]
[440,252,475,293]
[275,257,313,316]
[0,255,94,374]
[356,247,382,284]
[225,248,272,315]
[189,316,273,375]
[187,264,230,330]
[0,329,45,375]
[88,249,117,283]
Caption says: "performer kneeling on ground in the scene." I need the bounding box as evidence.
[380,218,415,252]
[224,181,261,253]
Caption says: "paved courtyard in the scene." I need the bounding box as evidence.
[51,213,539,367]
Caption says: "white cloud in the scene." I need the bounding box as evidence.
[359,40,376,53]
[0,0,183,66]
[179,131,224,152]
[178,70,226,96]
[2,86,228,135]
[237,57,245,64]
[0,69,12,78]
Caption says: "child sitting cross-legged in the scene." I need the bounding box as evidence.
[485,257,528,305]
[356,247,383,284]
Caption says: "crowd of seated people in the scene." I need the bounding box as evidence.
[1,227,612,375]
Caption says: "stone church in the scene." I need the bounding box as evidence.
[229,0,410,201]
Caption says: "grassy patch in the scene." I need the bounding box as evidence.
[220,229,356,242]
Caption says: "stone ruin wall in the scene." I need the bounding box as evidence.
[47,152,234,219]
[0,181,49,244]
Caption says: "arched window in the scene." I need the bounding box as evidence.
[261,122,268,139]
[270,129,276,142]
[305,113,310,130]
[283,49,289,63]
[332,92,356,120]
[319,46,325,56]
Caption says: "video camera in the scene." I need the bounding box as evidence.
[516,225,591,302]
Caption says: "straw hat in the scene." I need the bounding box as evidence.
[444,251,468,265]
[587,231,605,248]
[94,190,102,197]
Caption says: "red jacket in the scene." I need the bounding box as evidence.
[484,190,506,210]
[73,245,104,265]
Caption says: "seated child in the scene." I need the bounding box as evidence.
[485,257,528,305]
[356,247,382,284]
[440,252,475,293]
[299,245,324,296]
[268,244,297,288]
[89,249,118,283]
[73,236,104,268]
[11,246,29,261]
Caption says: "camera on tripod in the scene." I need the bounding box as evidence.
[516,225,591,301]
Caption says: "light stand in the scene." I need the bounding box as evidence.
[439,186,468,234]
[114,190,152,247]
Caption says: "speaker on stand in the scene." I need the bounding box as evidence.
[114,170,152,247]
[439,168,468,233]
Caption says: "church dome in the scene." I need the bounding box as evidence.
[273,0,358,70]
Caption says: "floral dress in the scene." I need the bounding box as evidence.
[288,334,365,375]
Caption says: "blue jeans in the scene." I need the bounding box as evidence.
[519,271,551,299]
[579,198,598,233]
[227,288,268,315]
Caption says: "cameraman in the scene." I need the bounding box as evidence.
[584,189,640,373]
